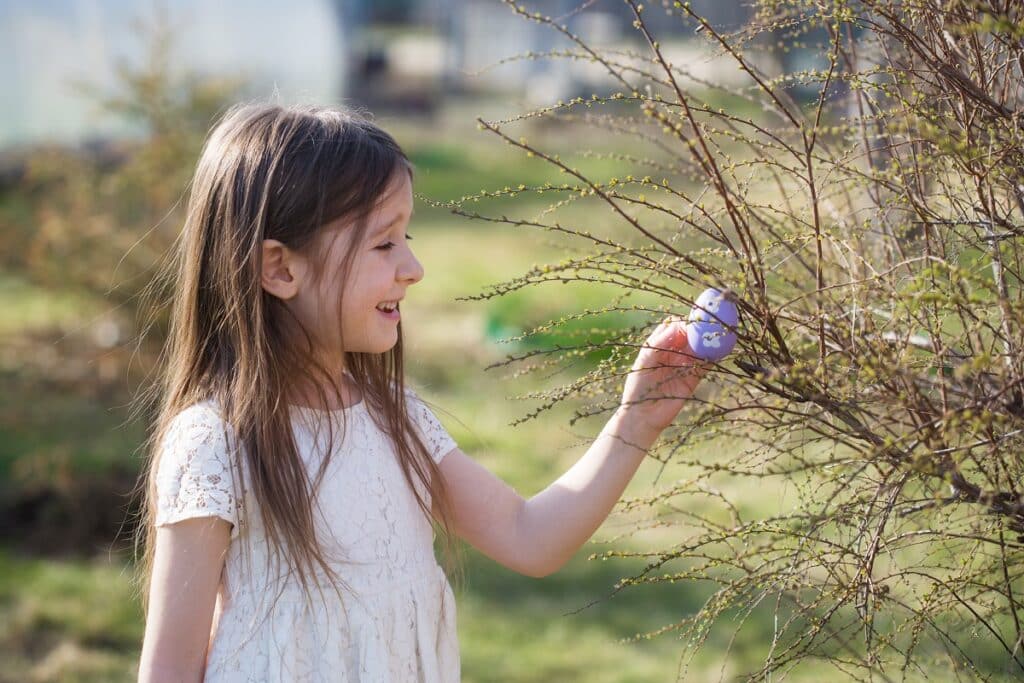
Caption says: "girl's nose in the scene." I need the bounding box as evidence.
[401,250,424,285]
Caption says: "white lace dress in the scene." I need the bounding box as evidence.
[154,389,460,682]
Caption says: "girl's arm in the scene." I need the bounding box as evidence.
[137,517,231,683]
[436,406,664,577]
[435,317,705,577]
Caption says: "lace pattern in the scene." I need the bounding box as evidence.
[154,402,241,539]
[405,388,458,464]
[153,388,462,682]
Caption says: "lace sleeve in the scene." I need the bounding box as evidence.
[405,389,458,465]
[154,403,241,539]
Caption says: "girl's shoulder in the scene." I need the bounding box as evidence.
[164,398,232,435]
[402,384,441,408]
[155,399,243,538]
[400,385,458,465]
[159,399,239,465]
[168,398,226,427]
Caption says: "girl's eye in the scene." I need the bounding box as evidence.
[376,234,413,251]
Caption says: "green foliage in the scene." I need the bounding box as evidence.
[482,281,652,364]
[0,8,245,359]
[454,0,1024,678]
[3,0,1024,679]
[0,12,245,486]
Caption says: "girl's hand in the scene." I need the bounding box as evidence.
[620,316,708,434]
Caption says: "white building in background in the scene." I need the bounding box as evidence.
[453,1,755,109]
[0,0,346,149]
[0,0,757,150]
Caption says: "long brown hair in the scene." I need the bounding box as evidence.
[133,102,460,615]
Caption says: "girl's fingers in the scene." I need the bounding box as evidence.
[654,316,683,339]
[641,316,690,358]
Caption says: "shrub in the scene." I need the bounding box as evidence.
[456,1,1024,678]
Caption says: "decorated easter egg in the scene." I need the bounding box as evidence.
[686,288,738,362]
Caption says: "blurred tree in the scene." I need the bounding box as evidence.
[1,7,245,379]
[0,8,244,552]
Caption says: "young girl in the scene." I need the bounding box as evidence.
[135,102,706,682]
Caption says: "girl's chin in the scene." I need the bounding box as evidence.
[370,333,400,354]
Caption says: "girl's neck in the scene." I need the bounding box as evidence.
[289,370,362,410]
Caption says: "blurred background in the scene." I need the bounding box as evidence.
[0,1,828,681]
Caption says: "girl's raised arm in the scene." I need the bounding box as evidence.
[138,517,231,683]
[435,317,706,577]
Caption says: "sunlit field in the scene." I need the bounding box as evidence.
[1,101,1018,682]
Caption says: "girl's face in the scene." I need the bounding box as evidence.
[294,172,423,369]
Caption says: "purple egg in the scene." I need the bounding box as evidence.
[686,288,738,362]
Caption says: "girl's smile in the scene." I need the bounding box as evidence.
[376,302,401,322]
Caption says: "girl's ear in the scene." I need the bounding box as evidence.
[261,239,306,300]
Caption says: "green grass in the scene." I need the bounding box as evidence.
[0,545,875,683]
[6,538,1005,681]
[2,105,1022,682]
[0,548,141,683]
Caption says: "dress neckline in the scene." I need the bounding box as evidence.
[288,374,365,414]
[289,397,365,415]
